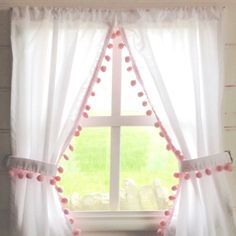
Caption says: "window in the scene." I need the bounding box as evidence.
[60,29,178,214]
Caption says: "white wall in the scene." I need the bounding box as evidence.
[222,4,236,222]
[0,9,11,236]
[0,1,236,235]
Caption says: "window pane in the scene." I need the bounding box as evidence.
[120,127,178,211]
[121,48,145,116]
[60,127,110,211]
[88,51,112,116]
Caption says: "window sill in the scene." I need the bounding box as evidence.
[72,211,162,232]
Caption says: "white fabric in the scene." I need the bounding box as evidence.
[10,7,111,236]
[180,152,232,172]
[122,7,236,236]
[7,156,57,175]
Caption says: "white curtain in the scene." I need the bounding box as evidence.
[121,7,236,236]
[9,7,112,236]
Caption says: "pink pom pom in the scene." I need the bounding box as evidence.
[166,144,172,151]
[8,169,15,177]
[127,66,133,72]
[74,130,80,137]
[168,195,176,201]
[184,172,190,180]
[205,168,212,175]
[173,172,181,178]
[146,110,152,116]
[91,91,96,96]
[139,92,145,97]
[77,126,82,131]
[63,154,69,160]
[17,171,24,179]
[116,30,121,36]
[63,208,69,215]
[138,92,144,97]
[50,179,56,185]
[164,210,170,216]
[125,56,131,63]
[26,172,33,179]
[154,122,160,128]
[130,80,136,86]
[107,43,113,49]
[216,165,223,172]
[171,185,178,191]
[61,197,68,204]
[85,105,91,111]
[69,218,74,224]
[69,144,74,151]
[101,66,107,72]
[196,171,202,178]
[175,151,182,160]
[175,150,181,156]
[57,166,64,174]
[96,78,101,83]
[159,220,166,227]
[111,32,116,39]
[37,174,44,182]
[73,229,81,236]
[55,176,61,182]
[105,55,111,61]
[118,43,125,49]
[177,155,184,161]
[142,101,148,107]
[224,163,233,172]
[159,132,164,137]
[82,112,88,118]
[56,186,63,193]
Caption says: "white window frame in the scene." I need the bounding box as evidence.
[76,35,162,231]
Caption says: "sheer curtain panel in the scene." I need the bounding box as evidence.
[9,7,112,236]
[121,7,236,236]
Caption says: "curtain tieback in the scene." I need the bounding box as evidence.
[180,151,233,172]
[5,155,57,176]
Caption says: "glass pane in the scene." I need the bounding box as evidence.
[120,127,178,211]
[88,48,112,116]
[60,127,110,211]
[121,47,145,116]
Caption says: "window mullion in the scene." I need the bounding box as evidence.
[110,33,122,211]
[81,115,156,127]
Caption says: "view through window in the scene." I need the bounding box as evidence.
[60,29,178,211]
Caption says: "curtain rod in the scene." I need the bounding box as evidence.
[0,1,230,10]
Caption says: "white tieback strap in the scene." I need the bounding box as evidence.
[180,151,233,172]
[6,155,57,176]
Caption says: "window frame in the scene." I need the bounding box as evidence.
[72,211,162,231]
[80,35,157,211]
